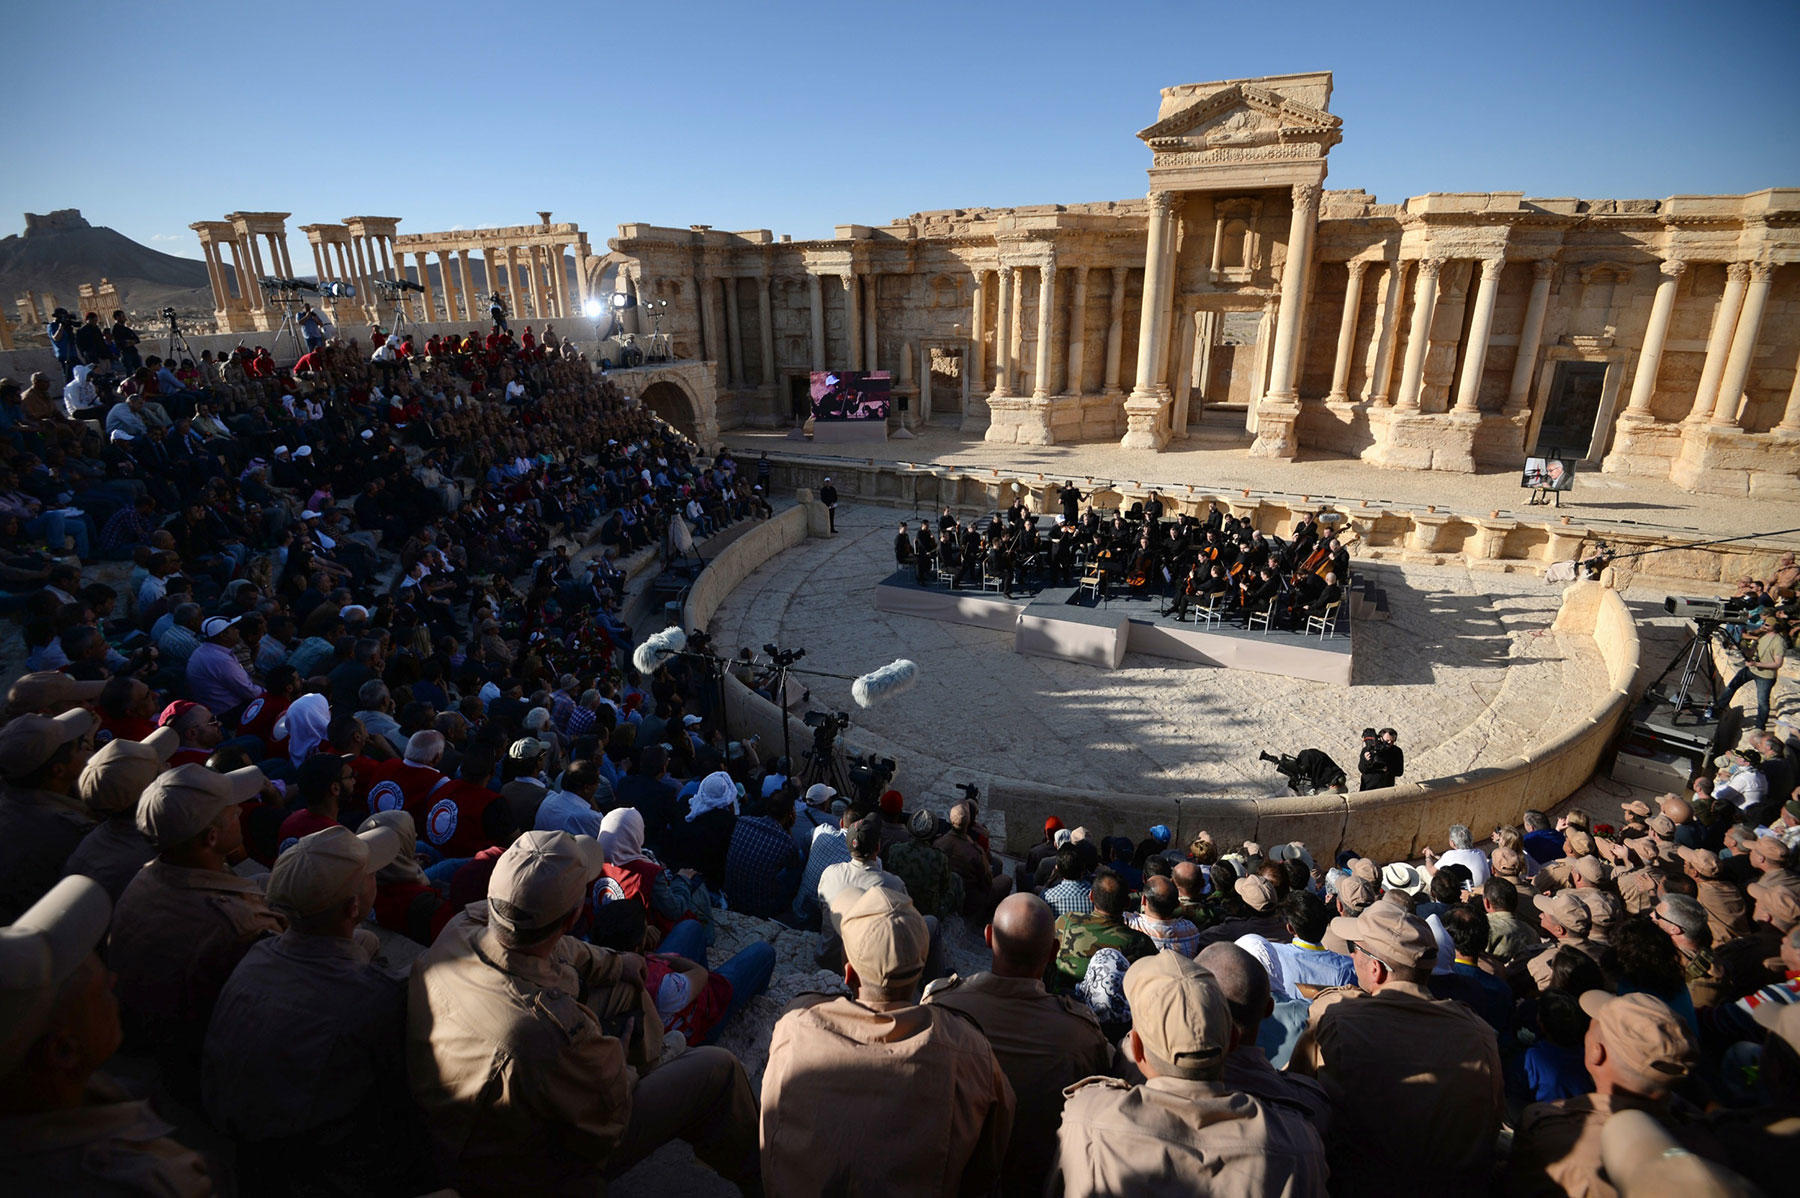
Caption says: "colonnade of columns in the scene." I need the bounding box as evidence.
[970,261,1130,401]
[395,240,581,326]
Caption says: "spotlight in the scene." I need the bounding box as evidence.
[610,292,631,309]
[583,299,603,319]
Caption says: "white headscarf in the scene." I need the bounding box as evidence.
[686,771,739,823]
[1235,933,1291,1002]
[273,692,331,767]
[600,807,651,867]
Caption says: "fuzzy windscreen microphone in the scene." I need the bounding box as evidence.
[632,626,687,675]
[851,659,918,709]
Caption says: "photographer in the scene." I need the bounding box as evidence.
[74,313,113,376]
[46,308,80,382]
[296,303,328,352]
[1260,747,1348,795]
[1712,608,1788,731]
[488,292,509,334]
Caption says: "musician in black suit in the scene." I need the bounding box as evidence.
[913,523,936,585]
[937,506,957,536]
[1244,566,1282,620]
[1059,482,1082,523]
[939,526,963,589]
[985,536,1014,598]
[894,522,913,569]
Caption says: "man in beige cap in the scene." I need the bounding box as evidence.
[1197,940,1332,1129]
[924,892,1107,1198]
[108,762,285,1099]
[408,829,758,1195]
[1678,845,1752,946]
[203,823,422,1194]
[1526,891,1609,991]
[762,885,1013,1196]
[0,708,98,922]
[1749,835,1799,897]
[1289,898,1502,1195]
[1054,951,1327,1197]
[62,725,179,902]
[1197,873,1290,946]
[5,669,102,717]
[0,876,212,1195]
[1507,991,1703,1197]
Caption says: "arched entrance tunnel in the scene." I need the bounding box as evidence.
[640,379,700,442]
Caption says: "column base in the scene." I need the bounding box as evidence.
[1363,410,1480,471]
[1120,391,1171,451]
[1672,424,1800,497]
[1600,413,1683,478]
[984,395,1054,446]
[1248,399,1301,459]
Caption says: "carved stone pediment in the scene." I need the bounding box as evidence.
[1138,83,1342,163]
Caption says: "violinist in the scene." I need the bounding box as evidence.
[1244,565,1282,621]
[894,522,914,569]
[1165,559,1206,620]
[985,534,1014,598]
[939,524,962,589]
[913,522,937,585]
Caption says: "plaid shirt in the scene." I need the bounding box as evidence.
[1042,878,1093,917]
[1127,913,1201,957]
[795,827,851,916]
[723,815,803,918]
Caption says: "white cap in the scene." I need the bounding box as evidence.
[200,615,240,639]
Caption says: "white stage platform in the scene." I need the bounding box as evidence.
[875,571,1354,685]
[811,420,888,443]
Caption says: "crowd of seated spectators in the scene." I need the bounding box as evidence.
[3,317,1798,1195]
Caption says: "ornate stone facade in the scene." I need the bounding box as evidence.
[600,71,1800,497]
[393,214,591,328]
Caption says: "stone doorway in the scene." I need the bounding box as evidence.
[922,346,964,425]
[1177,304,1265,440]
[1532,361,1609,459]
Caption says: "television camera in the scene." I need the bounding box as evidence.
[1258,748,1347,796]
[1663,595,1750,625]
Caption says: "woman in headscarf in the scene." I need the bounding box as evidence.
[1077,947,1133,1045]
[597,807,711,949]
[359,810,454,945]
[1236,933,1312,1068]
[667,770,738,886]
[270,690,331,773]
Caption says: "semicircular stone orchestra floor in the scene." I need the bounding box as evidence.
[706,501,1612,810]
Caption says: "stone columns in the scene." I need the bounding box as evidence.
[1009,267,1026,378]
[202,243,229,313]
[1395,259,1444,411]
[1506,259,1556,414]
[482,248,499,318]
[1103,265,1126,395]
[1248,183,1319,459]
[724,276,745,389]
[1327,260,1369,401]
[863,273,879,372]
[969,272,987,390]
[1778,355,1800,433]
[1067,265,1089,396]
[845,274,863,371]
[1366,261,1406,403]
[1032,260,1058,398]
[1688,262,1752,421]
[441,251,462,325]
[807,274,825,369]
[1122,192,1177,449]
[1711,262,1774,426]
[526,247,545,320]
[693,275,710,360]
[455,251,475,322]
[503,247,521,319]
[705,276,728,375]
[758,275,776,388]
[1452,257,1505,413]
[416,252,437,322]
[1624,260,1687,416]
[991,267,1012,397]
[1264,183,1320,403]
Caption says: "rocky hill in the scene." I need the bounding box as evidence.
[1,209,213,315]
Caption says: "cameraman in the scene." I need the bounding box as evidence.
[46,308,80,382]
[488,292,509,334]
[297,303,328,351]
[110,310,142,373]
[1712,608,1787,731]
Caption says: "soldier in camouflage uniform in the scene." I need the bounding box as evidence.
[1654,894,1729,1010]
[1172,861,1220,933]
[888,808,961,920]
[1050,867,1155,993]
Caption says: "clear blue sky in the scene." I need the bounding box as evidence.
[5,0,1796,269]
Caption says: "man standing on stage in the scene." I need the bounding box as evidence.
[1059,482,1082,524]
[819,477,838,534]
[914,523,937,586]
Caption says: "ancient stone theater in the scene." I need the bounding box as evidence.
[597,71,1799,498]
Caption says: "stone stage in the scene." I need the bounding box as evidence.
[873,569,1354,684]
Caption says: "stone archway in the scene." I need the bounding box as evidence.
[641,379,701,442]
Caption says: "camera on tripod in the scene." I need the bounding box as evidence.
[376,278,425,294]
[955,781,981,804]
[804,709,849,752]
[848,751,897,801]
[160,307,177,320]
[318,281,356,299]
[1258,750,1301,784]
[764,643,806,668]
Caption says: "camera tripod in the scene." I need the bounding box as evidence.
[801,738,852,796]
[267,297,308,362]
[162,311,201,368]
[1648,619,1724,722]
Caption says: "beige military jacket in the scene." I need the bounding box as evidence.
[1507,1092,1705,1198]
[1524,935,1609,992]
[1290,980,1502,1197]
[1697,876,1753,946]
[924,971,1110,1197]
[0,1075,213,1196]
[1052,1073,1329,1198]
[406,905,636,1197]
[109,860,286,1044]
[761,992,1015,1197]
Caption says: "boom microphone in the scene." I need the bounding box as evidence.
[851,659,918,709]
[631,625,687,675]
